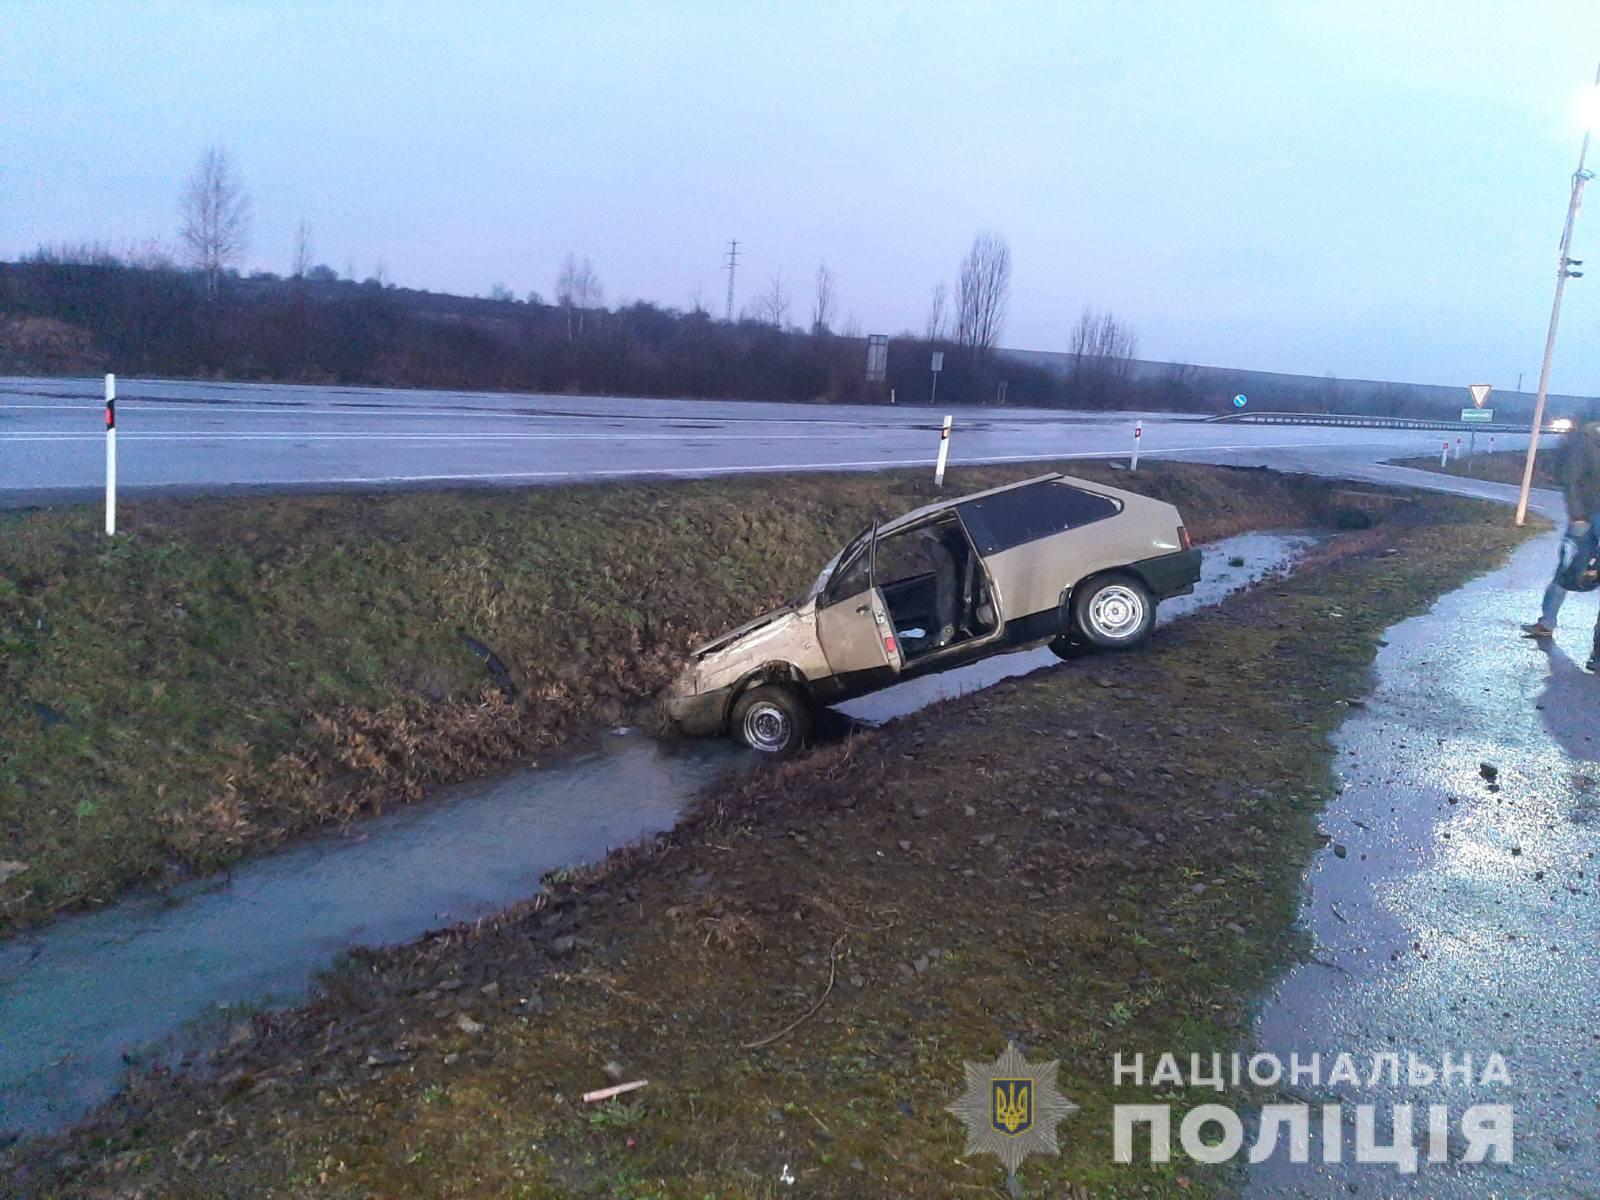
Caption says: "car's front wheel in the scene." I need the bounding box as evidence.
[1072,574,1154,649]
[730,683,812,757]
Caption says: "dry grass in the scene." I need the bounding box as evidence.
[0,462,1332,932]
[4,491,1535,1199]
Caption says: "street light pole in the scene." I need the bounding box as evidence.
[1516,59,1600,527]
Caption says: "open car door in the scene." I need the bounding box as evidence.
[815,522,903,688]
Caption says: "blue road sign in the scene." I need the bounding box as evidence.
[1233,394,1248,408]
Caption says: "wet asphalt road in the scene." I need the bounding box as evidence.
[0,375,1520,506]
[1248,482,1598,1198]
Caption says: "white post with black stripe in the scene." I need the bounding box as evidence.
[1131,420,1143,471]
[104,373,117,536]
[934,413,952,487]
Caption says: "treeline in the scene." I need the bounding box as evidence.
[0,255,1108,407]
[2,254,1560,418]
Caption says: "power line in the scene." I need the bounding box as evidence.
[722,238,739,322]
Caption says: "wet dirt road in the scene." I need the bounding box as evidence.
[1247,504,1599,1197]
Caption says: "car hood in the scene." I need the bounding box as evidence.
[690,604,798,658]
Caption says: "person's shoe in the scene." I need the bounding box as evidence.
[1521,621,1555,638]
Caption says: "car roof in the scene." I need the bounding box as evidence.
[876,471,1138,537]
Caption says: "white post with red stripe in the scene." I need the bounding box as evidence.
[104,373,117,536]
[934,414,952,487]
[1131,420,1143,471]
[1440,440,1449,468]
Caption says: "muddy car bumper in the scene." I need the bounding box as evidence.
[1136,548,1204,599]
[663,686,732,735]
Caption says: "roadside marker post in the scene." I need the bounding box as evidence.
[1455,436,1462,461]
[104,373,117,536]
[1441,440,1449,468]
[1131,420,1142,471]
[934,414,952,488]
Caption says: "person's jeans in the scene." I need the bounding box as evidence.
[1541,572,1569,628]
[1541,517,1600,650]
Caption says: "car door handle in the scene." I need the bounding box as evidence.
[855,604,871,614]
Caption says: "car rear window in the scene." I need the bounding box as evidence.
[958,482,1121,555]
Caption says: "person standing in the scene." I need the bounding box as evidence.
[1522,421,1600,668]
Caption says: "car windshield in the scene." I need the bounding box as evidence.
[803,524,873,602]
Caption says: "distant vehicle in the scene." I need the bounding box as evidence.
[663,472,1201,755]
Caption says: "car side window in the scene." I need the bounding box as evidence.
[958,482,1120,555]
[821,528,874,605]
[824,550,871,604]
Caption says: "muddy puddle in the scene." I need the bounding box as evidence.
[0,530,1318,1138]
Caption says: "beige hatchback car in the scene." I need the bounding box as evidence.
[664,472,1200,755]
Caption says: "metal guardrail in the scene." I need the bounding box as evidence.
[1206,410,1545,433]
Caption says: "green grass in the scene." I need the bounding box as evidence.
[7,489,1536,1199]
[1390,447,1553,488]
[0,462,1332,932]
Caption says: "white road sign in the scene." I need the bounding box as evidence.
[1468,383,1492,408]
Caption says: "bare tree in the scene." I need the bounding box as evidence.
[756,272,790,327]
[179,145,251,299]
[126,238,177,271]
[924,281,949,341]
[811,263,836,335]
[1067,307,1140,405]
[556,253,603,338]
[954,231,1011,360]
[1160,360,1202,410]
[688,282,709,316]
[291,219,314,280]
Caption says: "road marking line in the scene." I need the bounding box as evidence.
[183,441,1422,487]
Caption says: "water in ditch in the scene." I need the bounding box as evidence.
[0,530,1318,1138]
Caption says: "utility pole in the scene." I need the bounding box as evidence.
[1517,58,1600,527]
[723,238,740,322]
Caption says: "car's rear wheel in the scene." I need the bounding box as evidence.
[730,683,812,757]
[1072,574,1154,649]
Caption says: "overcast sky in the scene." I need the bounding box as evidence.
[7,1,1600,392]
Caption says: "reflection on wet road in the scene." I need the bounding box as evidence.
[1247,525,1600,1197]
[0,375,1533,505]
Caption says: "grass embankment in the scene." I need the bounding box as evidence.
[1391,448,1554,488]
[7,492,1533,1198]
[2,462,1327,933]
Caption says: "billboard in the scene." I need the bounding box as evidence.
[866,334,889,383]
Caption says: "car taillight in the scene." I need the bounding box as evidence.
[1178,525,1192,550]
[883,634,897,658]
